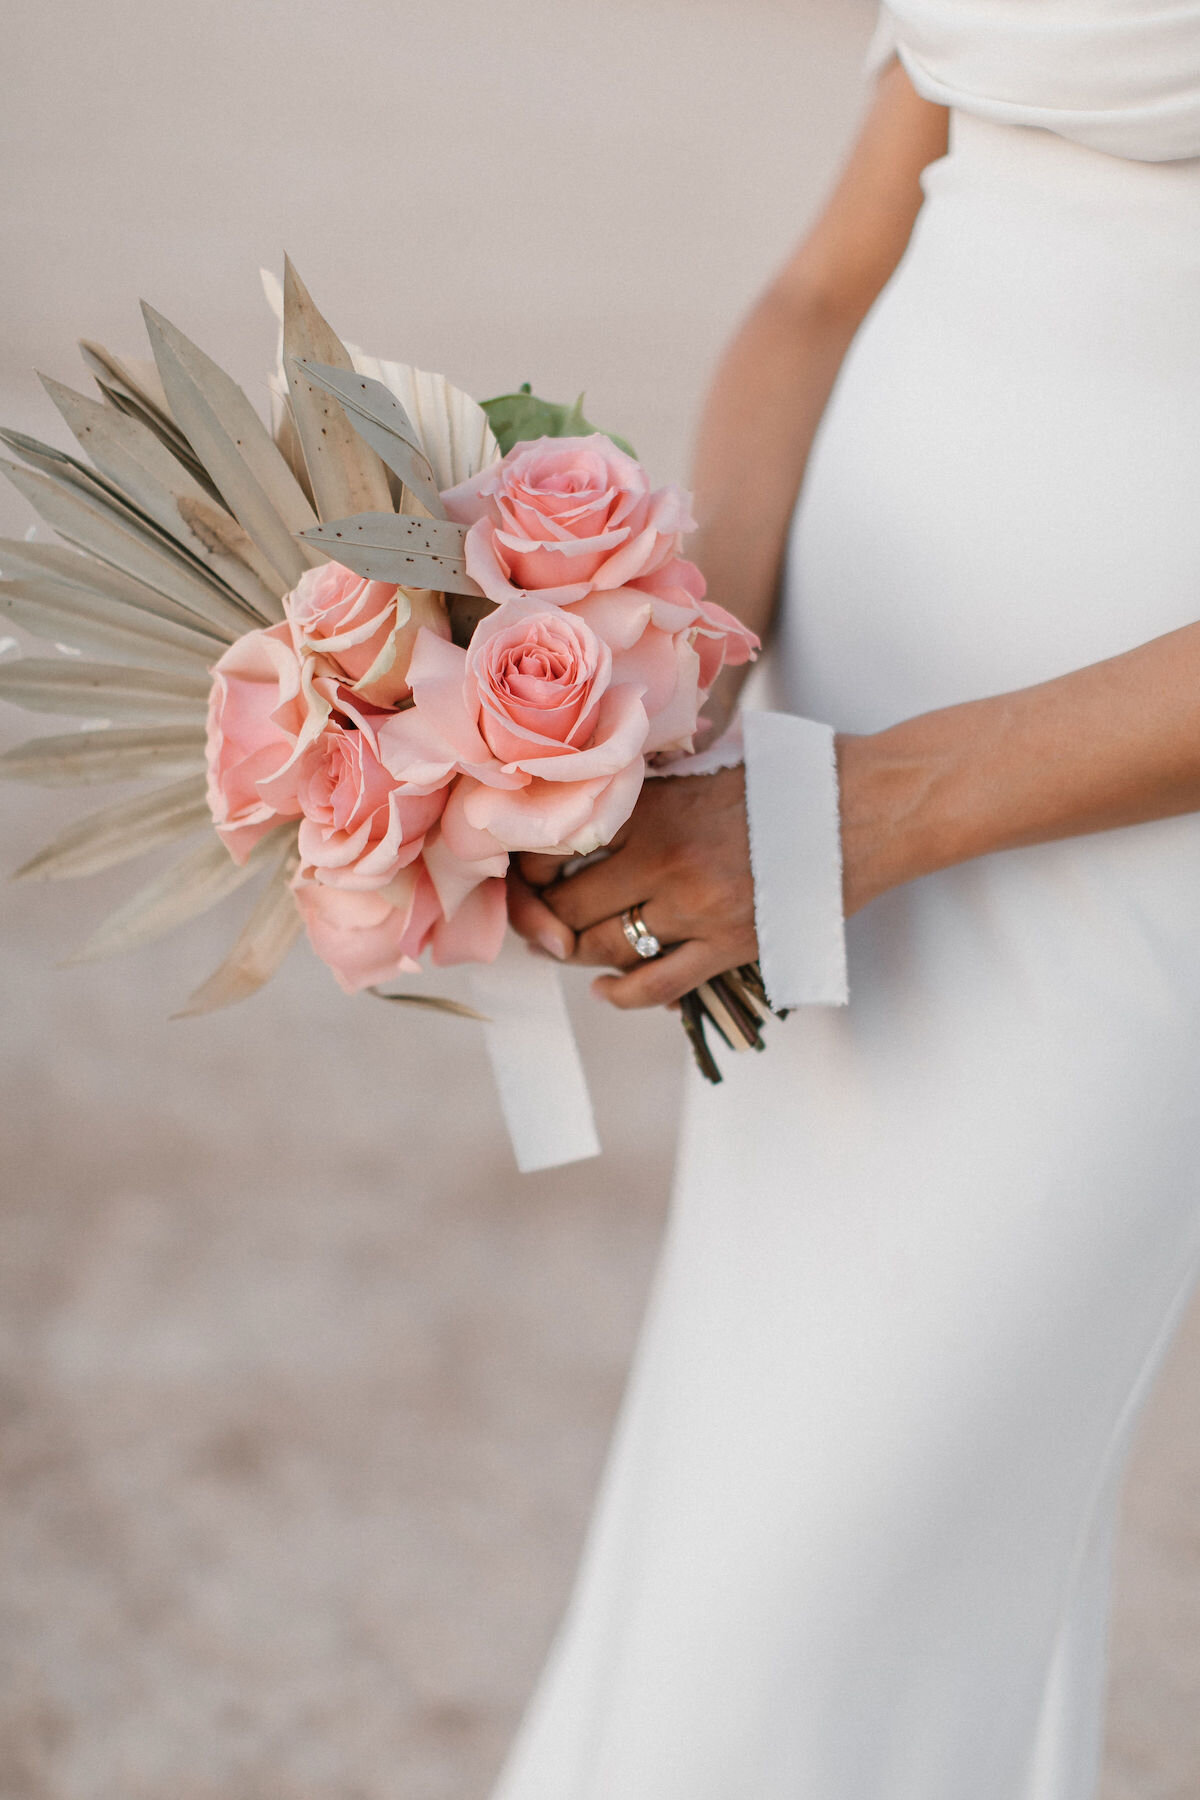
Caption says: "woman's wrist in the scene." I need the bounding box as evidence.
[835,722,967,915]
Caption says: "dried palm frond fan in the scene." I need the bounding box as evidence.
[0,260,499,1015]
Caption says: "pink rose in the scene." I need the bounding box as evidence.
[599,557,759,689]
[441,435,695,607]
[379,598,652,855]
[292,858,507,993]
[284,560,449,707]
[205,622,306,863]
[281,713,447,891]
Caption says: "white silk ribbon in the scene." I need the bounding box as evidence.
[468,935,600,1174]
[472,709,847,1172]
[742,710,849,1009]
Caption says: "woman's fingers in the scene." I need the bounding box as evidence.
[591,937,719,1010]
[517,851,571,889]
[573,901,677,969]
[506,867,575,960]
[542,849,665,934]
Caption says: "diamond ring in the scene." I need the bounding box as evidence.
[620,906,662,960]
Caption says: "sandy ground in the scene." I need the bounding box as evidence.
[1,3,1198,1795]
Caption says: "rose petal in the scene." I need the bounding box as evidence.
[430,875,508,965]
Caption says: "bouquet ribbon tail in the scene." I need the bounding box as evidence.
[468,936,600,1174]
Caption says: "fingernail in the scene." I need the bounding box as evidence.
[538,928,569,961]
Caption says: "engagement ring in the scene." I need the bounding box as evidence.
[621,906,662,960]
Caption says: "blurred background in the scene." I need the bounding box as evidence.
[0,2,1197,1795]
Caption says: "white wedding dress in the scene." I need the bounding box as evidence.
[491,6,1200,1796]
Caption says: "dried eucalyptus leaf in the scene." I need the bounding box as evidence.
[0,725,206,787]
[300,511,482,596]
[348,353,500,492]
[14,774,211,881]
[295,362,445,518]
[282,260,393,524]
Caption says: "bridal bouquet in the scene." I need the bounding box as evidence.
[0,262,773,1094]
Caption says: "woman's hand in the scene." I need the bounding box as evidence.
[507,766,758,1009]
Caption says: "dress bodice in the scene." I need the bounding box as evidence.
[869,1,1200,160]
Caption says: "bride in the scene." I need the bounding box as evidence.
[499,3,1200,1797]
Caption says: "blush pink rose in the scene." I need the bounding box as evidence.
[292,858,507,993]
[378,598,652,856]
[205,622,306,863]
[441,435,695,607]
[596,557,759,689]
[284,560,449,707]
[280,715,447,891]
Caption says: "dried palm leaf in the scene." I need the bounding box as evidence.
[64,827,293,964]
[370,988,489,1021]
[295,362,446,518]
[142,303,318,594]
[0,577,218,673]
[14,774,211,881]
[0,459,258,639]
[268,376,316,506]
[79,341,221,503]
[0,426,247,605]
[0,725,206,788]
[79,340,176,435]
[282,259,393,524]
[93,377,218,497]
[0,537,232,644]
[0,657,210,723]
[172,493,288,604]
[1,426,160,520]
[349,352,500,491]
[39,376,283,618]
[299,512,482,597]
[174,839,302,1016]
[260,269,316,501]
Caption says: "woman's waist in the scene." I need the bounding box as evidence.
[937,108,1200,211]
[911,110,1200,305]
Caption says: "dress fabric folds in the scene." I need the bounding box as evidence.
[490,10,1200,1797]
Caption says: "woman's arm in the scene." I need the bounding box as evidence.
[840,621,1200,915]
[518,617,1200,1010]
[692,61,948,738]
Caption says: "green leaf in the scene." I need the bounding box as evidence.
[479,384,636,459]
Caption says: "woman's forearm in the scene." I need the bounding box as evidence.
[839,619,1200,914]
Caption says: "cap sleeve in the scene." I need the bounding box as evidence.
[865,4,900,78]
